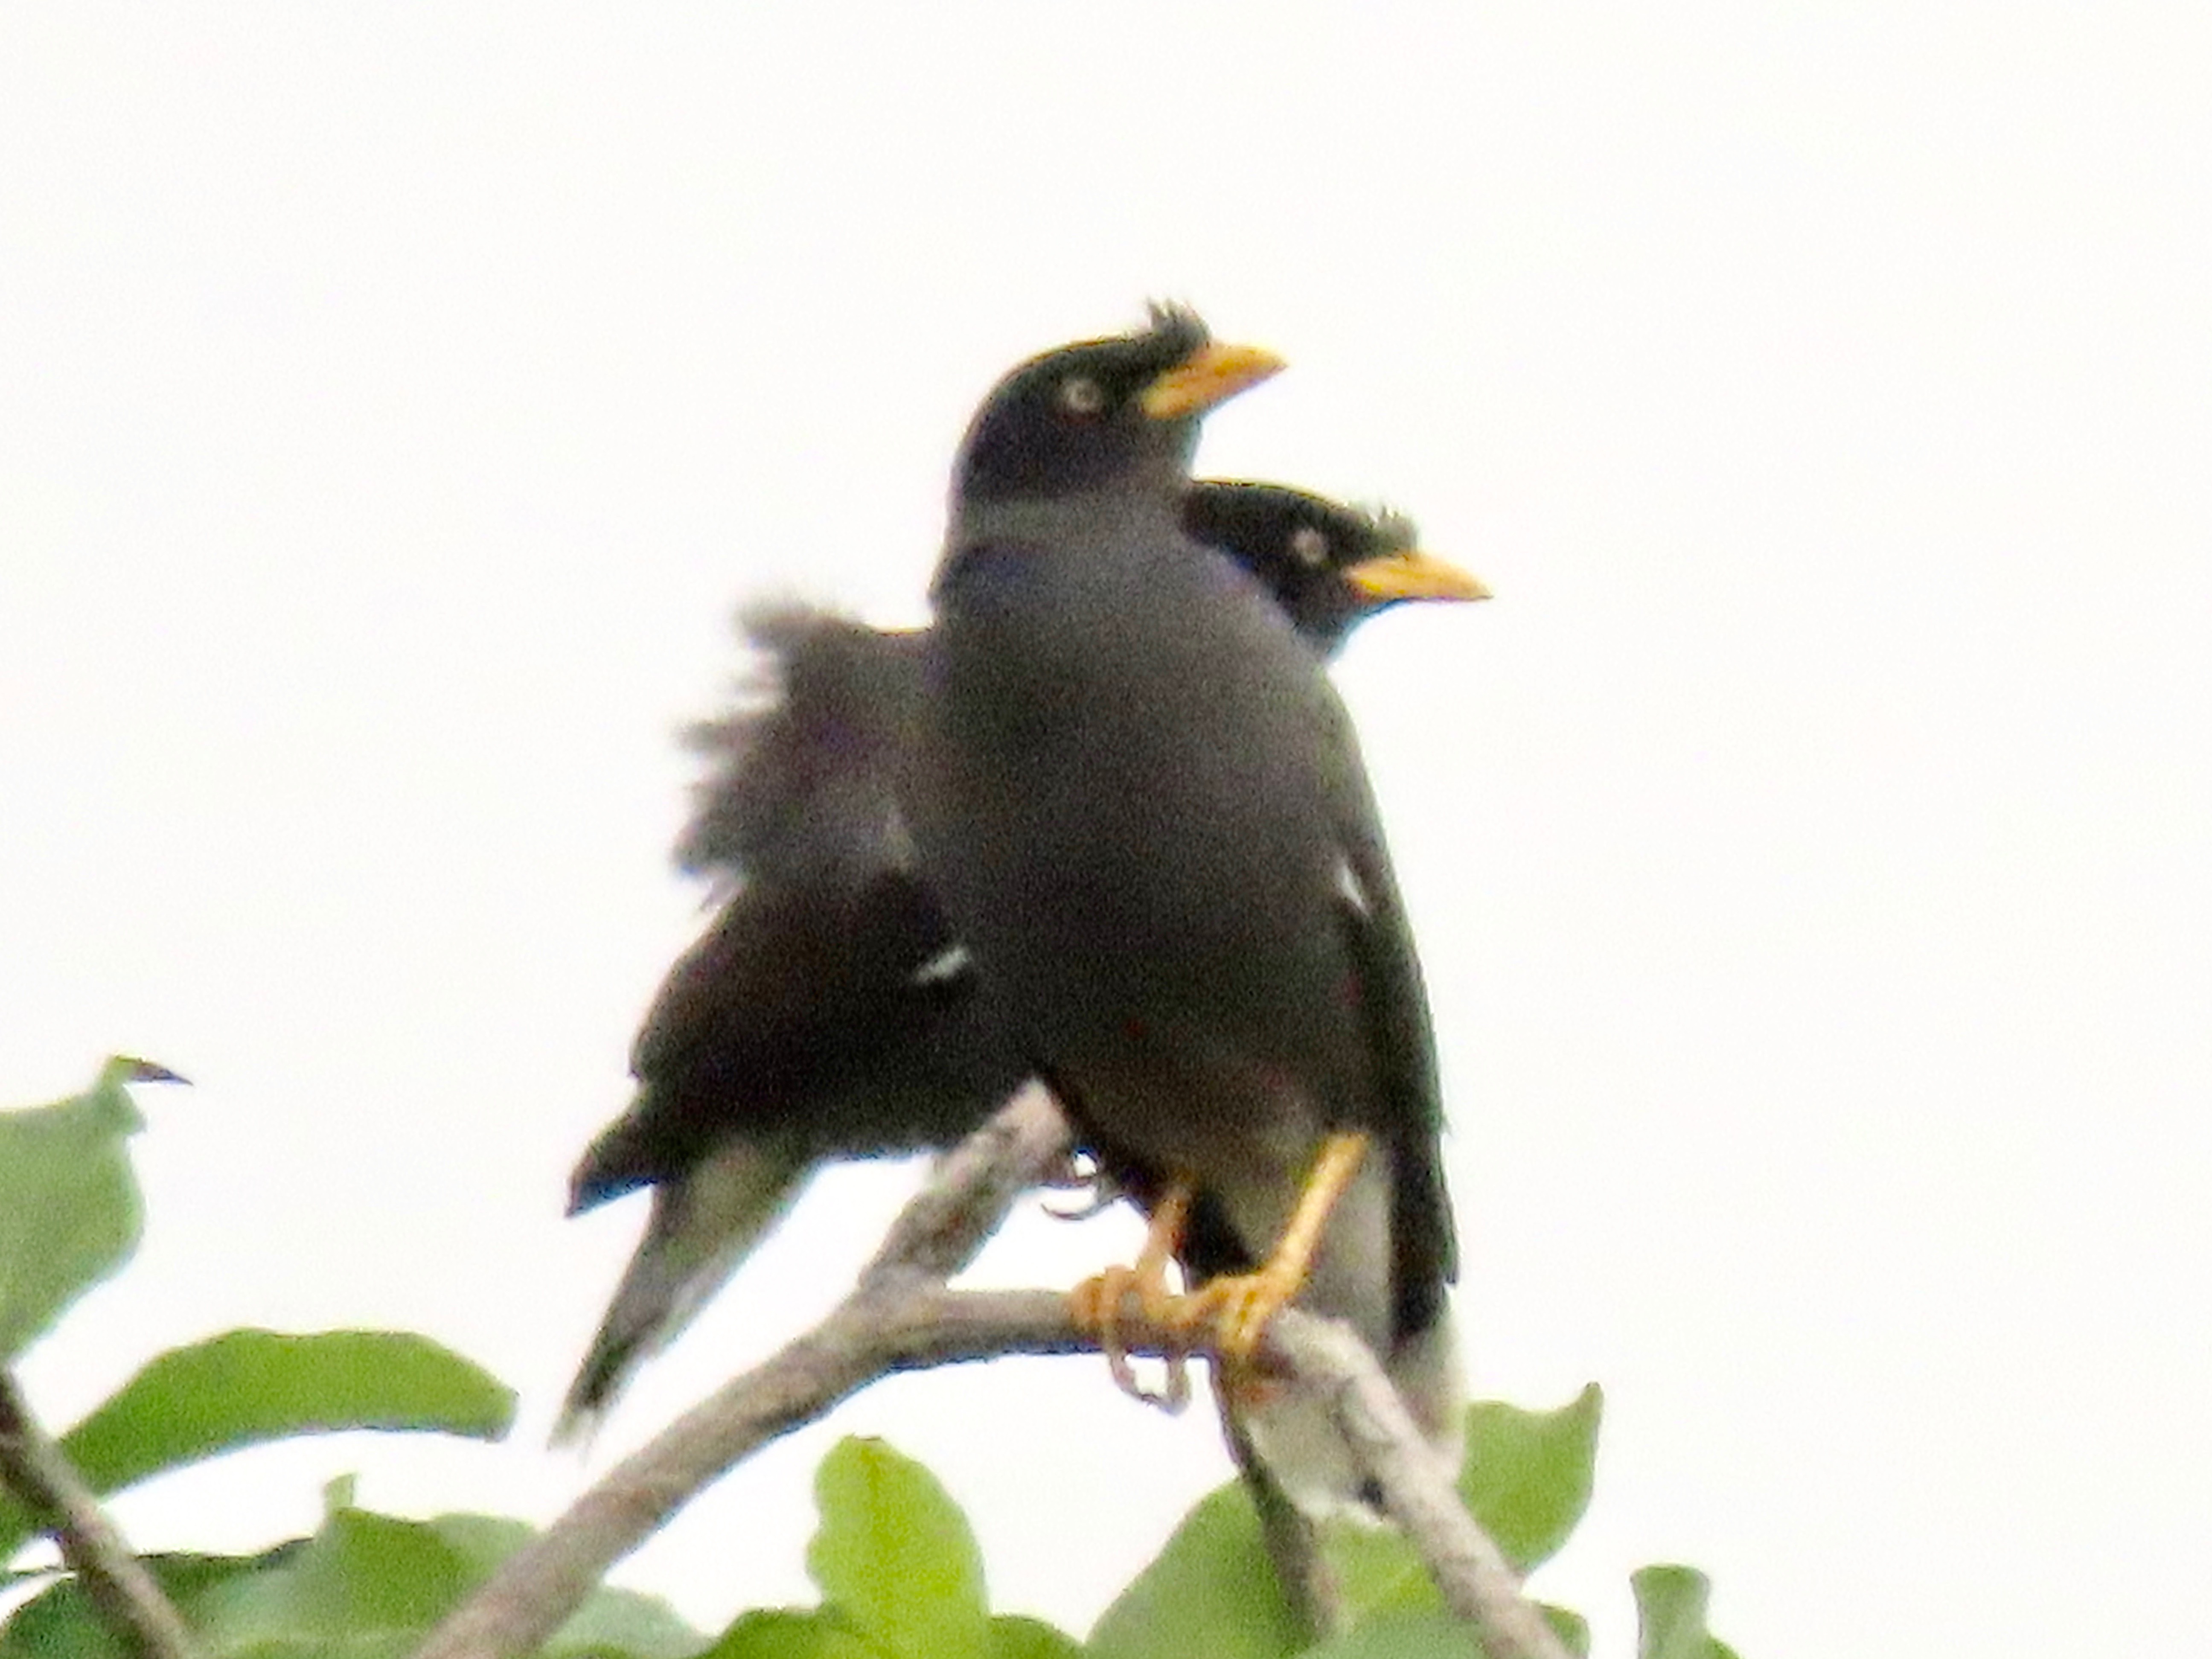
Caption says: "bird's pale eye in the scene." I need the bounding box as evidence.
[1290,525,1331,569]
[1056,375,1106,416]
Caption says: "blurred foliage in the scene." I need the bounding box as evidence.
[0,1330,515,1557]
[0,1480,705,1659]
[0,1062,1741,1659]
[1632,1566,1741,1659]
[1092,1388,1604,1659]
[0,1057,161,1364]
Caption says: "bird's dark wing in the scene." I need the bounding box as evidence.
[559,613,1019,1440]
[572,868,976,1213]
[1314,689,1459,1336]
[571,605,970,1210]
[676,606,925,889]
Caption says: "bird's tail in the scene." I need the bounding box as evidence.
[1240,1305,1465,1520]
[553,1136,814,1446]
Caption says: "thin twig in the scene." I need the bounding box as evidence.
[0,1370,197,1659]
[415,1088,1071,1659]
[1267,1314,1576,1659]
[1220,1388,1344,1646]
[417,1087,1568,1659]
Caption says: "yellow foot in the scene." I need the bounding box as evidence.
[1179,1130,1371,1369]
[1068,1181,1196,1411]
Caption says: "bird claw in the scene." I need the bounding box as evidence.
[1067,1179,1198,1412]
[1172,1264,1302,1370]
[1175,1130,1372,1374]
[1039,1151,1123,1220]
[1071,1136,1368,1413]
[1070,1266,1285,1416]
[1068,1266,1192,1412]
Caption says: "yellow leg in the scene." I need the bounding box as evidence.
[1067,1180,1197,1410]
[1174,1131,1370,1367]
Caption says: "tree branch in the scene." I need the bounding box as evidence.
[1220,1387,1344,1645]
[1266,1315,1576,1659]
[0,1369,197,1659]
[416,1087,1071,1659]
[417,1086,1569,1659]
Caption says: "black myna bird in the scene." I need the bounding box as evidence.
[1177,482,1487,658]
[907,307,1465,1509]
[554,617,1000,1443]
[556,477,1485,1442]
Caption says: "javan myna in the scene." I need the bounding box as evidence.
[907,307,1464,1508]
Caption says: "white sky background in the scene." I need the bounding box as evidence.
[3,4,2209,1654]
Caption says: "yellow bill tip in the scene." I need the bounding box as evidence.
[1139,341,1287,420]
[1344,550,1493,605]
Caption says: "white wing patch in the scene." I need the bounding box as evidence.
[909,942,973,986]
[1335,856,1374,918]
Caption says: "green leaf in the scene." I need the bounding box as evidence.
[1632,1566,1739,1659]
[1298,1608,1481,1659]
[0,1581,123,1659]
[1543,1603,1592,1657]
[1086,1483,1304,1659]
[0,1500,704,1659]
[1330,1547,1595,1654]
[425,1512,706,1658]
[0,1547,290,1658]
[1293,1601,1584,1659]
[423,1511,537,1579]
[1459,1386,1602,1573]
[0,1329,517,1558]
[547,1582,713,1659]
[225,1494,704,1659]
[1325,1524,1430,1625]
[1325,1389,1606,1626]
[985,1614,1082,1659]
[190,1499,478,1653]
[1087,1392,1601,1656]
[0,1058,166,1363]
[806,1438,989,1659]
[703,1609,876,1658]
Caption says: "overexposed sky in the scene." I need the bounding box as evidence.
[4,5,2209,1655]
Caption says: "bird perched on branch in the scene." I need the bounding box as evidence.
[557,471,1485,1444]
[908,306,1467,1510]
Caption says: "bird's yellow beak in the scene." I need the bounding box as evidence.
[1344,549,1493,604]
[1140,342,1286,420]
